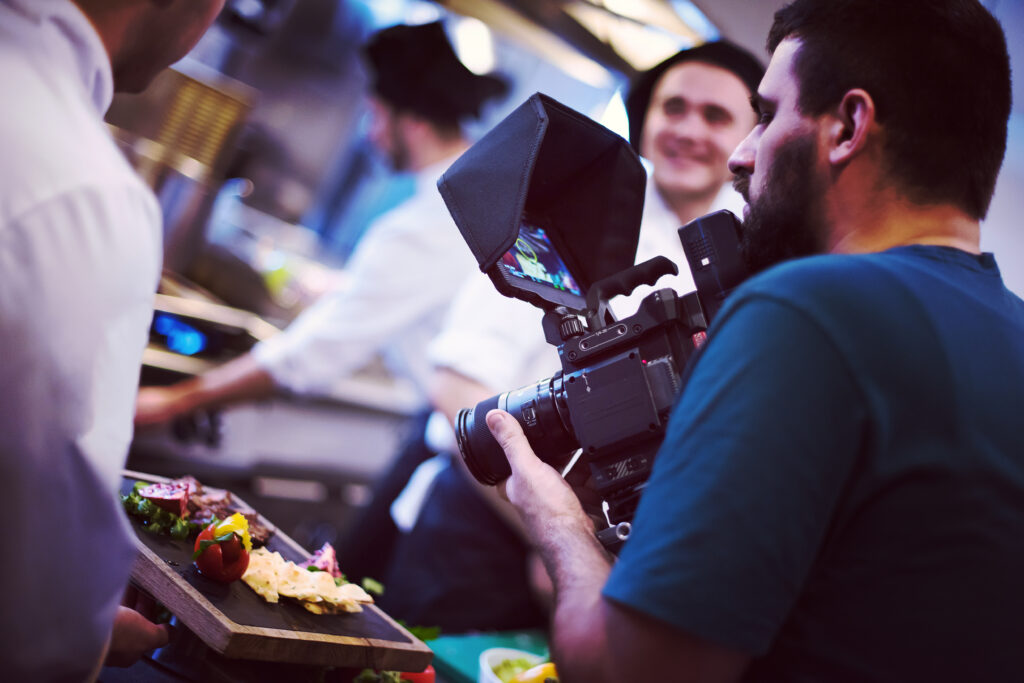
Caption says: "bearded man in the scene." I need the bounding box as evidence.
[484,1,1024,681]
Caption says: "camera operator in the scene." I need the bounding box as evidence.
[486,1,1024,681]
[363,43,764,632]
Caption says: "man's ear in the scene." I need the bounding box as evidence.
[826,88,876,167]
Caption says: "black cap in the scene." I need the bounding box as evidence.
[363,21,509,126]
[625,40,765,153]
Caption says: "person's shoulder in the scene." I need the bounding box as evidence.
[1,83,143,220]
[719,251,913,338]
[738,252,886,302]
[364,182,459,239]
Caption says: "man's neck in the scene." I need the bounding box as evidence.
[408,135,470,174]
[655,183,721,226]
[827,193,981,255]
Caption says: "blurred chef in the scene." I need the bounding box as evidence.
[0,0,224,678]
[134,21,508,432]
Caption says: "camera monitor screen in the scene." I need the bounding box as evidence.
[493,221,587,310]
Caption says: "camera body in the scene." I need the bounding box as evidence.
[455,212,745,537]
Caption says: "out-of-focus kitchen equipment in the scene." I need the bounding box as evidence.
[106,60,256,274]
[142,291,280,384]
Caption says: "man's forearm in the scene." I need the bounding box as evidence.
[487,408,617,681]
[488,410,751,683]
[517,497,616,682]
[179,352,276,413]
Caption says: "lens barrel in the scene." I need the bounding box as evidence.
[455,377,578,485]
[456,394,508,485]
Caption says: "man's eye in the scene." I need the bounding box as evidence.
[704,107,732,125]
[663,99,687,116]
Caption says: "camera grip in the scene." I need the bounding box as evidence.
[585,256,679,313]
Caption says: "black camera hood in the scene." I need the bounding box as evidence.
[437,93,646,308]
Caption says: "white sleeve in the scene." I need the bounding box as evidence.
[254,199,476,396]
[0,184,160,678]
[427,275,560,392]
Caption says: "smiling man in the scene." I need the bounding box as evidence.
[485,1,1024,681]
[627,41,763,231]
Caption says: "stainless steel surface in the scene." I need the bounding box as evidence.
[132,392,414,480]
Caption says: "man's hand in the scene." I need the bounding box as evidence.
[485,409,595,538]
[134,385,189,427]
[104,606,171,667]
[485,409,750,683]
[135,353,276,428]
[104,585,173,668]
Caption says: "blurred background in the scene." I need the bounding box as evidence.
[116,0,1024,552]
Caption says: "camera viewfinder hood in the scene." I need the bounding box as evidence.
[437,93,647,311]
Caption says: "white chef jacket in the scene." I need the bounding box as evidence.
[0,1,162,678]
[252,155,479,407]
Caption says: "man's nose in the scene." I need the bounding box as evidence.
[671,110,706,139]
[728,129,756,175]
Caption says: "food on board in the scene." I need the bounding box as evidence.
[242,543,374,614]
[192,513,253,583]
[122,476,275,545]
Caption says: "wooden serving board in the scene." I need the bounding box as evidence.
[122,471,432,672]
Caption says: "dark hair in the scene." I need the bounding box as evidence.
[626,41,765,154]
[768,0,1011,219]
[363,22,509,132]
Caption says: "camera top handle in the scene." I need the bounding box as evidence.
[583,256,679,330]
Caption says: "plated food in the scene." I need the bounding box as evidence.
[122,475,275,546]
[120,472,432,670]
[479,648,550,683]
[193,513,253,583]
[124,475,374,613]
[242,542,374,614]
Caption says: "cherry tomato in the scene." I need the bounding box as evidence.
[400,665,435,683]
[193,523,250,582]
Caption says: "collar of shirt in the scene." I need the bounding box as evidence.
[4,0,114,113]
[640,161,747,234]
[414,152,467,199]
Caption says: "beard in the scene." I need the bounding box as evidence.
[733,133,826,276]
[387,133,411,172]
[376,121,411,172]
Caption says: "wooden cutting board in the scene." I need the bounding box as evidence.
[122,471,432,672]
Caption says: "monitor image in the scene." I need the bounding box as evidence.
[492,220,587,310]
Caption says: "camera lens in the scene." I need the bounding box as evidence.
[456,377,578,485]
[456,394,507,485]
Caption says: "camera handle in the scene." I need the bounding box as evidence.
[584,256,679,330]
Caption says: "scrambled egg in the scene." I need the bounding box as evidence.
[242,547,374,614]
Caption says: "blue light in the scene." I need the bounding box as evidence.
[154,313,207,356]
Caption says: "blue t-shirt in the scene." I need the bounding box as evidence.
[603,246,1024,682]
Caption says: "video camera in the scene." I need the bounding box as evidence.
[438,94,749,549]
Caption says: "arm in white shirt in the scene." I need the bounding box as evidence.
[137,194,477,424]
[0,183,161,679]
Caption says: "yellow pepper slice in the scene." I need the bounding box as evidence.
[214,512,253,552]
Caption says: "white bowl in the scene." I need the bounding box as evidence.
[478,647,545,683]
